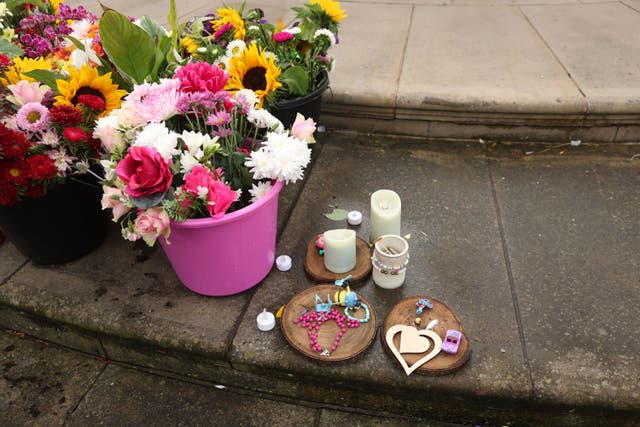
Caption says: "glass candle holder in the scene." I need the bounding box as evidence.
[372,234,409,289]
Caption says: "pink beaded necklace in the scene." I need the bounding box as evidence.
[294,307,360,355]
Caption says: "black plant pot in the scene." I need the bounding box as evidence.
[0,175,108,264]
[270,71,330,129]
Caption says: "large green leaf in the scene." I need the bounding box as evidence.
[0,39,23,58]
[279,66,309,96]
[99,10,156,84]
[139,15,168,40]
[23,70,64,95]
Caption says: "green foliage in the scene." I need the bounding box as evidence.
[23,70,64,95]
[99,10,156,84]
[163,199,190,222]
[0,38,23,58]
[279,66,309,96]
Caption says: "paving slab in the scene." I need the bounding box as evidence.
[0,242,26,284]
[397,5,586,115]
[521,3,640,114]
[318,409,463,426]
[490,153,640,410]
[65,363,317,426]
[0,331,105,427]
[231,135,530,411]
[0,226,248,362]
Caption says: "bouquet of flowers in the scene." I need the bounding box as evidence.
[0,59,126,206]
[97,61,315,246]
[177,0,346,108]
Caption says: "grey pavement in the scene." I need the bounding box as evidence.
[1,132,639,426]
[69,0,640,141]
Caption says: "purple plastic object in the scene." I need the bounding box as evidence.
[442,329,462,355]
[159,181,283,296]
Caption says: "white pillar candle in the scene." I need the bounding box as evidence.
[323,229,357,273]
[370,190,401,242]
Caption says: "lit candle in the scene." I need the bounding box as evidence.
[323,229,357,273]
[370,190,401,242]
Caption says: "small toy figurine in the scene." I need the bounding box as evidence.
[442,329,462,354]
[315,294,333,312]
[415,298,433,315]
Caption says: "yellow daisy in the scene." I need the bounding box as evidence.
[1,57,52,86]
[226,44,282,108]
[311,0,347,23]
[54,64,127,118]
[213,7,245,40]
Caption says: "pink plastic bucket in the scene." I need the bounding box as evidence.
[159,181,283,296]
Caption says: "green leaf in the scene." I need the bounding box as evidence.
[279,66,309,96]
[23,70,64,94]
[323,208,349,221]
[63,35,85,51]
[0,39,24,58]
[139,15,168,40]
[99,10,156,84]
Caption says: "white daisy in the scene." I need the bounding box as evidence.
[313,28,336,48]
[226,40,246,57]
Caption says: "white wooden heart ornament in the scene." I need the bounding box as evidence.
[386,325,443,376]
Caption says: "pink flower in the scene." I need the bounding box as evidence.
[182,165,217,196]
[214,23,233,40]
[63,127,87,142]
[206,110,231,126]
[116,146,173,199]
[206,180,237,218]
[291,113,316,143]
[134,207,171,246]
[7,81,50,107]
[101,186,131,222]
[174,62,229,94]
[273,31,293,42]
[15,102,50,133]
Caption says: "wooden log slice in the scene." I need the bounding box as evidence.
[304,236,372,286]
[281,284,377,364]
[382,296,471,376]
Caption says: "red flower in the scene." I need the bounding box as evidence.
[174,62,228,94]
[0,54,11,68]
[85,135,103,157]
[0,161,30,186]
[0,124,31,159]
[116,146,173,198]
[63,127,87,142]
[273,31,293,42]
[25,184,45,199]
[49,105,83,126]
[0,183,19,206]
[77,94,106,112]
[27,154,57,180]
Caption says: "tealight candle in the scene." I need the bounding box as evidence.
[257,308,275,331]
[370,190,401,242]
[323,229,357,273]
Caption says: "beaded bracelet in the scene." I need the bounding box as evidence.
[345,302,370,323]
[371,254,410,275]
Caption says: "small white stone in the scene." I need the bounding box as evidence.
[347,210,363,226]
[275,255,292,271]
[257,309,275,331]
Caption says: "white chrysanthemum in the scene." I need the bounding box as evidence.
[67,19,92,45]
[180,151,200,174]
[226,40,246,57]
[133,122,179,161]
[247,25,259,31]
[214,55,231,72]
[313,28,336,47]
[180,130,215,154]
[249,181,273,203]
[94,114,124,153]
[283,27,301,35]
[246,133,311,184]
[69,39,101,68]
[247,109,284,133]
[235,89,259,109]
[197,186,209,200]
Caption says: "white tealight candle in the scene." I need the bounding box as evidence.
[323,229,357,273]
[257,308,275,331]
[370,190,401,242]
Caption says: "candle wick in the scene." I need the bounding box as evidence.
[380,201,390,210]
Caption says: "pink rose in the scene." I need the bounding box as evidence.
[101,186,131,222]
[206,180,237,218]
[182,165,217,196]
[291,113,316,144]
[116,146,173,198]
[134,207,171,246]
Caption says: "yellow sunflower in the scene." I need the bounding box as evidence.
[311,0,347,23]
[226,44,282,108]
[50,0,63,15]
[180,36,201,58]
[1,57,52,86]
[213,7,245,40]
[54,64,127,118]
